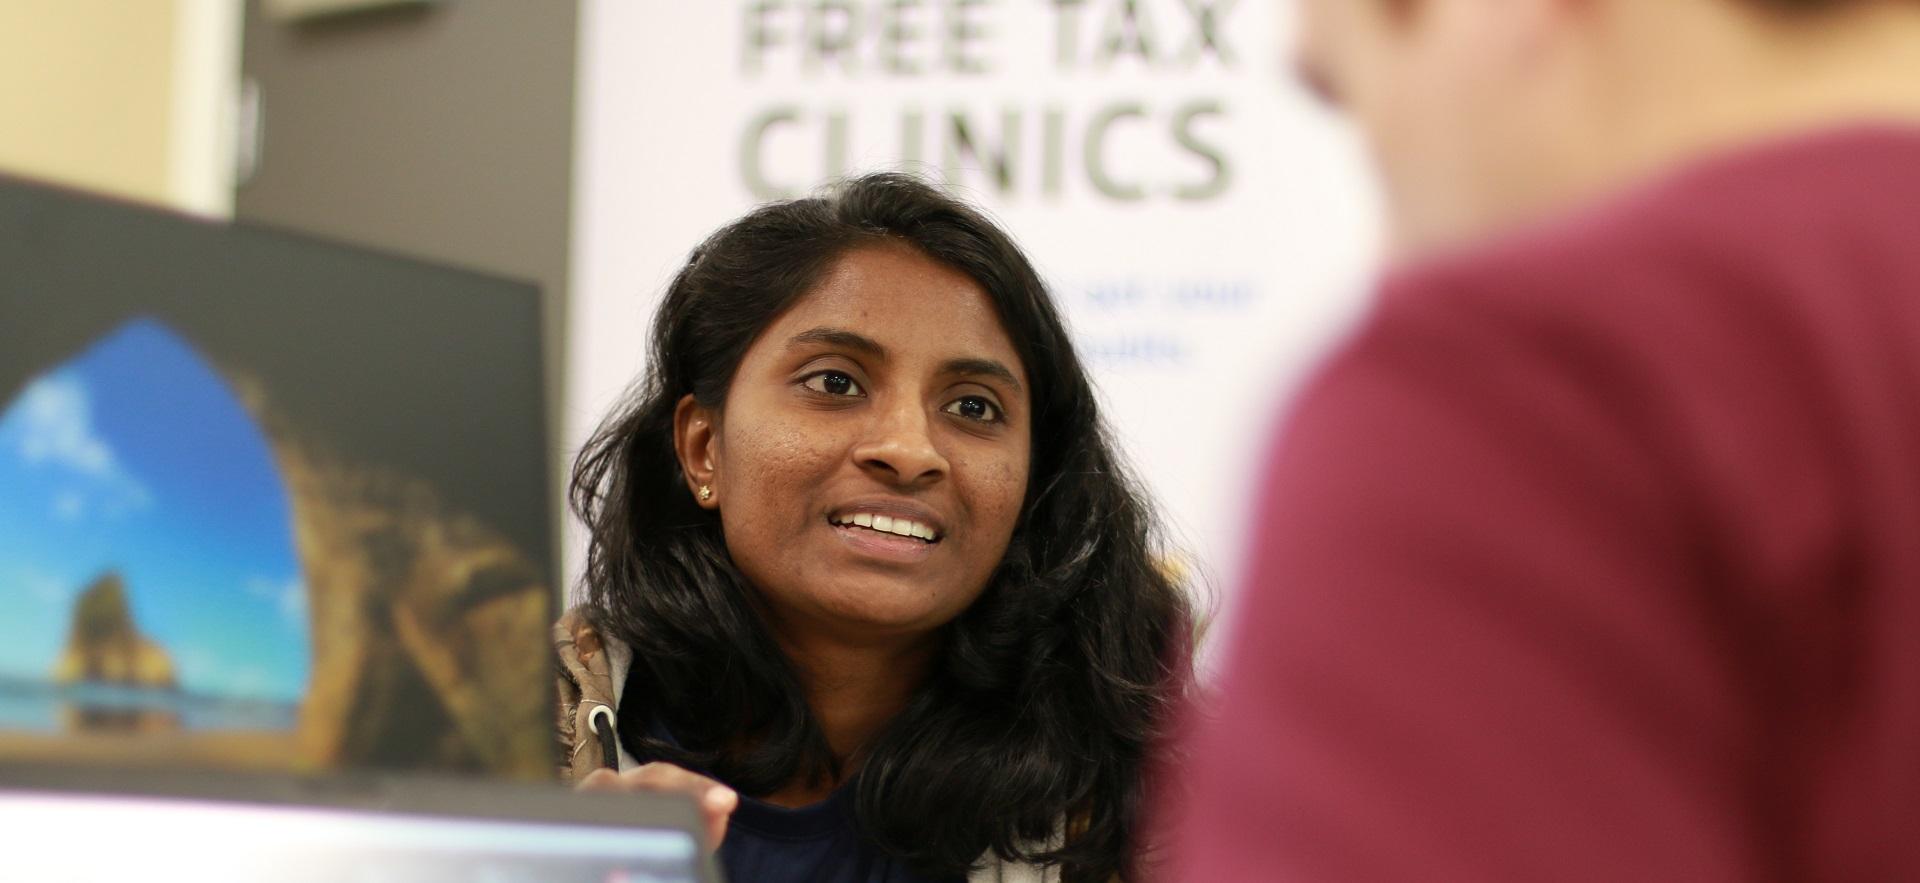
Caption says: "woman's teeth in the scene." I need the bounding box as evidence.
[832,512,939,542]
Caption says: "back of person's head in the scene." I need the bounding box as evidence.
[1295,0,1920,255]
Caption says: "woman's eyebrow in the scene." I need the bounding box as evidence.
[791,326,1021,392]
[789,326,886,358]
[942,357,1023,393]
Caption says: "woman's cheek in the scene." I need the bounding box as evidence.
[717,419,843,583]
[727,417,839,495]
[957,450,1029,542]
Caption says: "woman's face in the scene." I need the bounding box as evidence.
[677,242,1033,644]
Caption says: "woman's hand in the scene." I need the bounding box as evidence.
[576,763,739,851]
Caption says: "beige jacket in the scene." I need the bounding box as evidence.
[553,609,1060,882]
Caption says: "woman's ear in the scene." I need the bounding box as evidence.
[672,394,722,509]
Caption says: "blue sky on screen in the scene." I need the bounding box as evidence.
[0,319,309,704]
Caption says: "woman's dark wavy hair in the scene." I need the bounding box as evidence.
[571,172,1195,881]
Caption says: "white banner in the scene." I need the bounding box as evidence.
[567,0,1382,630]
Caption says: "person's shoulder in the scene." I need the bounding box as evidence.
[555,604,622,781]
[1283,129,1920,528]
[1379,189,1720,336]
[1283,144,1810,481]
[1380,125,1920,334]
[554,605,607,670]
[555,604,623,693]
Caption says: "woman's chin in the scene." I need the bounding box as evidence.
[784,581,968,640]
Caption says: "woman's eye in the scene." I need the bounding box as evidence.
[803,371,864,397]
[944,395,1002,423]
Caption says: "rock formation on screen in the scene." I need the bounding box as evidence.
[53,571,181,732]
[230,373,552,782]
[53,572,178,689]
[279,441,552,781]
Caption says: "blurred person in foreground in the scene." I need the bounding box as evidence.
[1169,0,1920,879]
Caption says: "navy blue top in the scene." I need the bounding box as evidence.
[719,783,957,883]
[636,718,961,883]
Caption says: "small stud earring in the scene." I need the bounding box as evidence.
[699,485,713,502]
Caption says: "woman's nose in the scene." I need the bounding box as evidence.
[852,399,949,487]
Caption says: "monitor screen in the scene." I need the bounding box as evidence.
[0,789,702,883]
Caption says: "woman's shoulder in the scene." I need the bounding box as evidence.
[554,605,626,782]
[967,854,1063,882]
[554,606,611,676]
[965,819,1071,882]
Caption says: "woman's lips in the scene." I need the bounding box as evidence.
[830,510,942,541]
[830,520,938,563]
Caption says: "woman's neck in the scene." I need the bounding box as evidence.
[761,625,939,807]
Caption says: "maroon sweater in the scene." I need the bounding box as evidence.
[1169,127,1920,881]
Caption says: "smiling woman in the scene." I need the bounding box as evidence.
[557,173,1195,883]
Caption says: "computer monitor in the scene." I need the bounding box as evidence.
[0,175,555,779]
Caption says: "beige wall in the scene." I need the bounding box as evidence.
[0,0,237,214]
